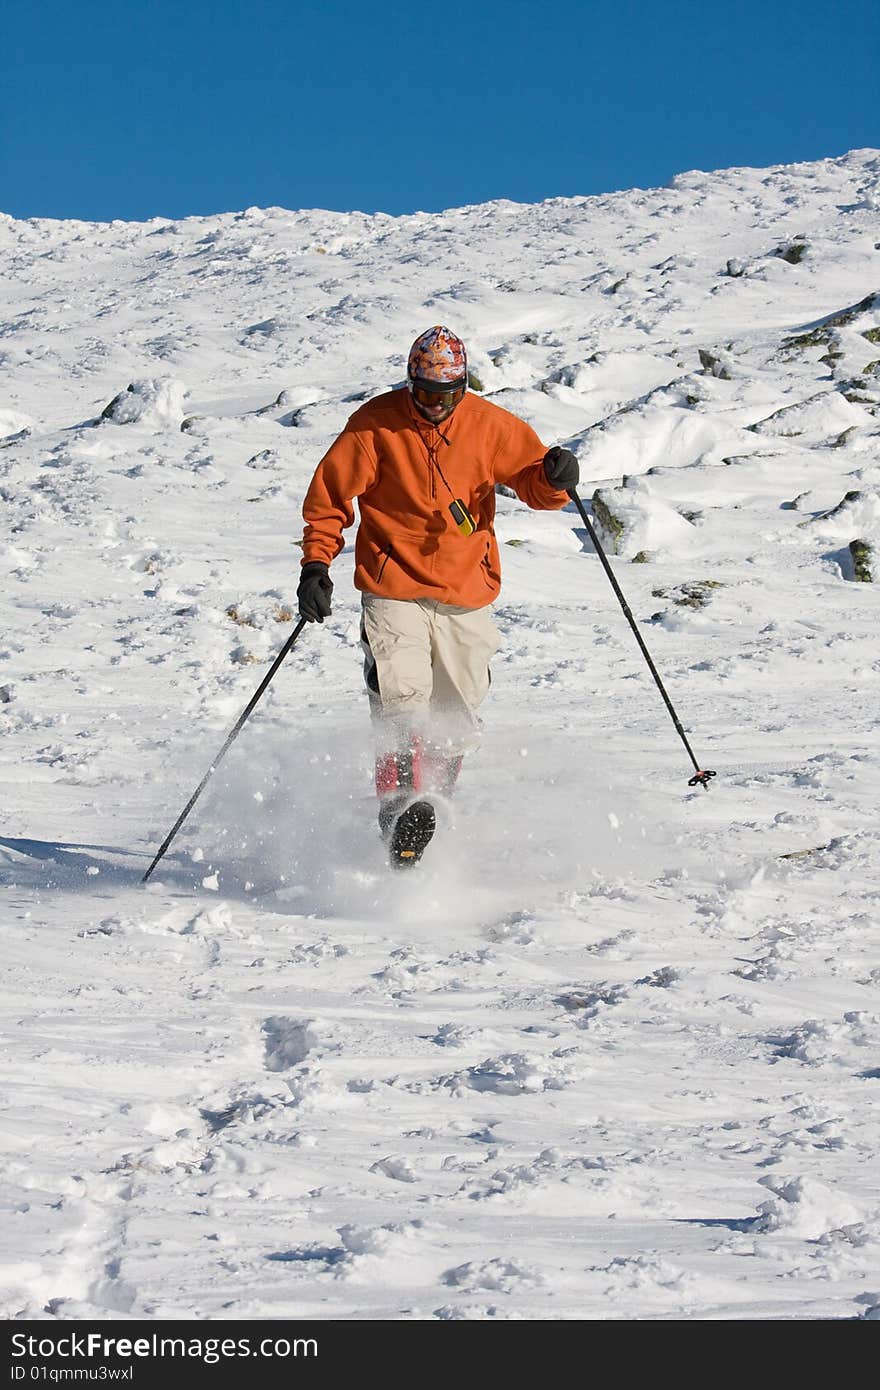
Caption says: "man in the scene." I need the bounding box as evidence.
[297,325,579,867]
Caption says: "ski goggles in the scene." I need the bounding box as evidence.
[408,377,467,409]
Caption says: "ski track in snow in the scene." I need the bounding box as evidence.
[2,150,880,1320]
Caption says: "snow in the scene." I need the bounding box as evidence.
[2,148,880,1321]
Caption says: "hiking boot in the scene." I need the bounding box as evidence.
[388,800,436,869]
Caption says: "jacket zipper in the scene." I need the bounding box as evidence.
[377,544,393,582]
[417,420,452,502]
[481,538,493,582]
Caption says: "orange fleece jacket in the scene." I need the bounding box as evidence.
[301,388,568,608]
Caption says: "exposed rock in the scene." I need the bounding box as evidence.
[831,426,858,448]
[780,326,834,354]
[810,489,864,521]
[100,378,186,428]
[0,408,34,441]
[838,368,880,398]
[839,290,878,319]
[257,394,288,415]
[651,579,723,610]
[543,363,581,389]
[0,427,31,448]
[256,388,321,419]
[243,317,283,338]
[781,294,880,361]
[849,539,874,582]
[726,259,747,278]
[180,415,205,433]
[781,330,842,367]
[467,371,485,392]
[840,385,879,406]
[631,551,651,563]
[773,241,809,265]
[591,489,624,551]
[587,482,695,559]
[101,387,134,420]
[246,449,280,470]
[819,291,879,329]
[747,390,868,441]
[799,491,880,547]
[698,348,732,380]
[779,843,832,861]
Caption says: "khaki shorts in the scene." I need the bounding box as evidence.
[360,595,502,755]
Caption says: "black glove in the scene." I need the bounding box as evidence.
[543,446,579,491]
[297,562,333,622]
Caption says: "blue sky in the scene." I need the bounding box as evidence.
[2,0,877,221]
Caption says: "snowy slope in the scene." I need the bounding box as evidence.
[2,149,880,1321]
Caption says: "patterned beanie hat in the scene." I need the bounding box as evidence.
[407,325,467,385]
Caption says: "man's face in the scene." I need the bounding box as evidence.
[409,379,467,427]
[414,395,457,425]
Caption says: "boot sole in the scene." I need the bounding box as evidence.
[389,800,436,869]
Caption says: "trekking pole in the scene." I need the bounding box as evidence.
[567,489,716,791]
[142,617,309,883]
